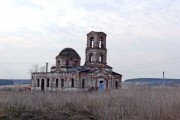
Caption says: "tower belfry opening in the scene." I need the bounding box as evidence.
[90,37,94,48]
[99,54,103,62]
[99,40,102,48]
[99,37,103,48]
[89,53,93,62]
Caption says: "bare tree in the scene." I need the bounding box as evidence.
[29,64,39,73]
[40,66,46,72]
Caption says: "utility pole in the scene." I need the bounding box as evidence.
[163,71,165,86]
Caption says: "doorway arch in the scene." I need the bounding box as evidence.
[82,79,85,89]
[41,79,45,91]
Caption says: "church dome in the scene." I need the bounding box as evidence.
[58,48,81,59]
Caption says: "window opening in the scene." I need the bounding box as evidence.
[82,79,85,88]
[58,60,60,65]
[89,53,93,62]
[99,40,102,48]
[115,81,118,88]
[56,79,58,87]
[37,79,40,87]
[47,78,49,87]
[61,78,64,87]
[66,60,69,66]
[99,54,103,62]
[90,37,94,48]
[41,79,44,90]
[75,61,78,66]
[71,79,74,87]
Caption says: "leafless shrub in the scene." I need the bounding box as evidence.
[1,88,180,120]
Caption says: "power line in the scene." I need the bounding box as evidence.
[119,57,180,68]
[118,61,180,71]
[116,58,180,71]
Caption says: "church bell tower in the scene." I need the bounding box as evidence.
[85,31,107,68]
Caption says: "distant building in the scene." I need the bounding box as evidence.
[31,31,122,92]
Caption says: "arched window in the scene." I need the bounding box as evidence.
[58,60,60,65]
[56,79,58,87]
[82,79,85,88]
[99,37,103,48]
[115,81,118,89]
[37,79,40,87]
[75,61,78,66]
[41,79,45,90]
[66,60,69,66]
[99,40,102,48]
[47,78,50,87]
[90,37,94,48]
[71,79,74,88]
[99,54,103,62]
[61,78,64,87]
[89,53,93,62]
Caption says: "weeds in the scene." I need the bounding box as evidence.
[0,88,180,120]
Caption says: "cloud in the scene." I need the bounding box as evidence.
[0,0,180,80]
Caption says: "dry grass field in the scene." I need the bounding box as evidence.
[1,88,180,120]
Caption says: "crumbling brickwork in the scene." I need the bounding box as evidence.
[31,31,122,92]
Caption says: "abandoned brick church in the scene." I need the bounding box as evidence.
[31,31,122,91]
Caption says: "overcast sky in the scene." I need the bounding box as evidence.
[0,0,180,80]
